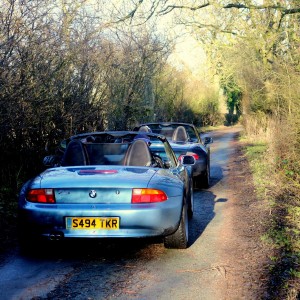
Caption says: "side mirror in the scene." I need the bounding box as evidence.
[43,155,59,167]
[204,137,213,145]
[179,155,196,165]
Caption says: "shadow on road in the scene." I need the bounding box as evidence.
[18,237,162,262]
[188,161,228,247]
[188,189,227,247]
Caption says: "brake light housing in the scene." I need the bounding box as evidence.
[78,170,118,175]
[132,188,168,203]
[179,152,199,160]
[26,189,56,203]
[190,153,199,160]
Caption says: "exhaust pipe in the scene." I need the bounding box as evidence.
[49,232,64,241]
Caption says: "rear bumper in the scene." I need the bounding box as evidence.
[18,200,182,240]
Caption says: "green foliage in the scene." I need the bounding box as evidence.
[245,138,300,299]
[152,64,222,126]
[245,142,268,198]
[245,142,267,160]
[197,97,224,127]
[224,113,239,125]
[222,81,242,115]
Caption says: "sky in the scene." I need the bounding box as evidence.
[168,35,207,75]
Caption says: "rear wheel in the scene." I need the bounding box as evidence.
[187,181,194,219]
[202,164,210,188]
[193,175,201,189]
[164,203,189,249]
[195,163,210,189]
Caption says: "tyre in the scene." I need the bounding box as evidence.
[202,164,210,188]
[195,163,210,189]
[164,203,189,249]
[187,180,194,219]
[193,174,201,189]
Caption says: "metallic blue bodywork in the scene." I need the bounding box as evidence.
[18,132,192,243]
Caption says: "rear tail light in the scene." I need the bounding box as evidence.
[191,153,199,160]
[187,153,199,160]
[132,188,168,203]
[26,189,56,203]
[179,153,199,160]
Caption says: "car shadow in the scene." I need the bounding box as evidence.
[188,189,227,247]
[18,237,163,261]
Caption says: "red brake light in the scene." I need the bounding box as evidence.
[78,170,118,175]
[190,153,199,160]
[26,189,56,203]
[132,189,168,203]
[179,153,199,160]
[178,154,185,161]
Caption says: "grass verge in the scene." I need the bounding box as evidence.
[244,140,300,299]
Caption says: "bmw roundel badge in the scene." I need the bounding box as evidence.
[89,190,97,198]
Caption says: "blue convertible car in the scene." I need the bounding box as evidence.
[18,132,194,249]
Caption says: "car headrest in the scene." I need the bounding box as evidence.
[123,139,152,167]
[172,126,188,143]
[61,140,88,166]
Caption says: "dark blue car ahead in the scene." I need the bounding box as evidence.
[133,122,213,188]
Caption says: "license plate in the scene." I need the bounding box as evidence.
[66,217,119,230]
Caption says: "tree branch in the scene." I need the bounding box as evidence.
[158,1,300,18]
[116,1,300,25]
[115,0,144,23]
[223,3,300,17]
[184,22,238,35]
[159,2,210,15]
